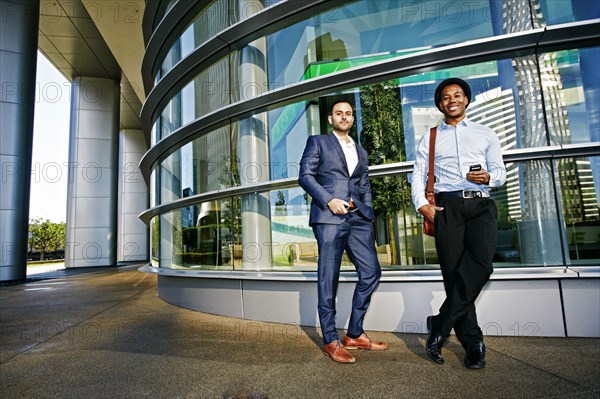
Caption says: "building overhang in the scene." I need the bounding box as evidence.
[37,0,145,131]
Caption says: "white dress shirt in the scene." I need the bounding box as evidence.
[411,118,507,211]
[333,132,358,176]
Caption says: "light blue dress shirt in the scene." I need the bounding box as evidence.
[411,118,507,211]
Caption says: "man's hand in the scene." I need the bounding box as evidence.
[327,198,350,215]
[418,203,444,222]
[466,168,490,185]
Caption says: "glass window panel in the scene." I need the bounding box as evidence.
[157,0,285,79]
[368,160,570,271]
[150,216,159,267]
[269,187,354,271]
[556,156,600,265]
[158,0,600,88]
[268,100,319,180]
[492,160,564,267]
[159,148,182,205]
[270,53,586,184]
[539,0,600,25]
[230,40,268,104]
[158,0,231,78]
[399,57,551,156]
[237,192,272,270]
[266,0,521,90]
[270,187,314,270]
[150,169,157,208]
[369,175,439,270]
[232,114,270,187]
[266,78,561,270]
[269,55,552,184]
[151,121,159,146]
[159,40,181,82]
[157,56,230,140]
[158,127,231,204]
[159,91,181,140]
[540,47,600,146]
[158,199,234,270]
[151,41,600,272]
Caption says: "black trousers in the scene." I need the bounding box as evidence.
[434,195,498,349]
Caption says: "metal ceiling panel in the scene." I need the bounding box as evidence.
[37,0,143,130]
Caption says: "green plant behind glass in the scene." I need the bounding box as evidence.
[360,80,413,265]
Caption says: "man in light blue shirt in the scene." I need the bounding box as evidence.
[411,78,507,369]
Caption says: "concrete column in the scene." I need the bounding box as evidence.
[65,77,119,268]
[118,129,148,263]
[0,0,39,281]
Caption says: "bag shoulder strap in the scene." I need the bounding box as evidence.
[426,127,437,195]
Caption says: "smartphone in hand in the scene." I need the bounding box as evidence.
[469,164,482,172]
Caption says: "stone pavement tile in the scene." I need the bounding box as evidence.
[1,265,599,399]
[485,335,600,389]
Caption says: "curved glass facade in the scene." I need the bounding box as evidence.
[143,0,600,273]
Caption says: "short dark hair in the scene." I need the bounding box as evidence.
[434,78,472,112]
[329,99,353,115]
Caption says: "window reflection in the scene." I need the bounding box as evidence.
[155,0,600,86]
[151,42,599,270]
[157,0,285,79]
[151,216,159,267]
[157,56,230,140]
[557,156,600,265]
[269,100,318,180]
[369,175,438,269]
[159,198,236,270]
[540,48,600,146]
[157,127,231,205]
[159,0,231,79]
[491,160,565,266]
[268,187,354,270]
[270,187,313,269]
[267,0,499,90]
[539,0,600,25]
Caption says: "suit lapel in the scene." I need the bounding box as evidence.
[327,132,349,175]
[350,145,365,178]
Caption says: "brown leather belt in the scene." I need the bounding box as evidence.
[347,200,358,211]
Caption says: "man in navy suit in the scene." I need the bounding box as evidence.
[299,100,387,364]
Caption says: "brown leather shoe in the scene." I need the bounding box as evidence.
[323,340,356,363]
[343,333,388,351]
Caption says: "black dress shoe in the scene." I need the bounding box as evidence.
[426,316,446,364]
[464,340,486,369]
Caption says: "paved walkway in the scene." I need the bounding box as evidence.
[1,264,599,398]
[26,261,66,276]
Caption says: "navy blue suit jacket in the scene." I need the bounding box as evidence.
[299,132,375,226]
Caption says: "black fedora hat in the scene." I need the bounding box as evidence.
[434,78,471,112]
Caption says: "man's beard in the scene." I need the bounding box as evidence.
[333,122,351,132]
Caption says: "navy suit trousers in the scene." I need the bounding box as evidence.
[313,212,381,344]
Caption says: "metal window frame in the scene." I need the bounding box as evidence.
[139,19,600,184]
[141,0,347,95]
[139,142,600,224]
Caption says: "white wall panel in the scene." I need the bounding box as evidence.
[158,276,243,317]
[150,272,600,337]
[562,279,600,337]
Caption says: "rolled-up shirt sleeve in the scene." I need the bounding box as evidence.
[411,132,430,212]
[485,130,507,188]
